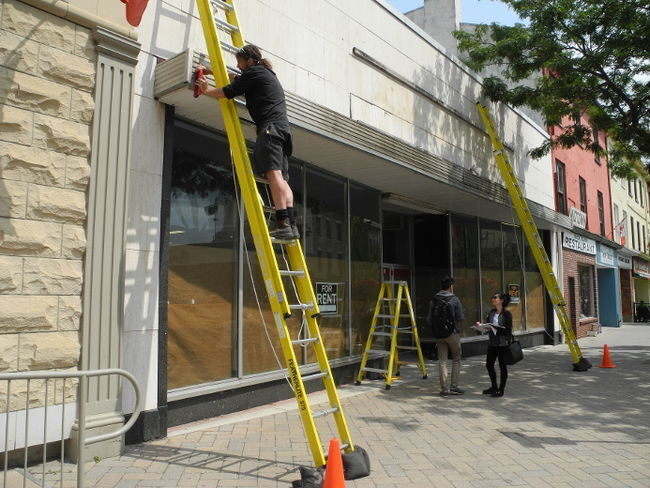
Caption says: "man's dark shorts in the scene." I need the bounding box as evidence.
[254,122,292,181]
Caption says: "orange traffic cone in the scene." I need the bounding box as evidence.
[323,438,346,488]
[599,344,616,368]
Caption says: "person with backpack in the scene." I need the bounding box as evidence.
[427,276,464,397]
[477,292,513,398]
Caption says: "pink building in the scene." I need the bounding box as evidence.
[551,114,620,337]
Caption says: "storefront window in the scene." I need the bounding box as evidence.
[524,236,546,328]
[480,220,502,319]
[350,185,381,355]
[578,265,594,318]
[413,214,450,339]
[503,224,525,331]
[167,124,238,389]
[305,170,348,360]
[242,164,304,375]
[451,215,479,335]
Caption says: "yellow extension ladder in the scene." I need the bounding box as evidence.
[477,102,592,371]
[194,0,354,466]
[356,281,428,389]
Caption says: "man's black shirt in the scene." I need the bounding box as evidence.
[222,65,289,129]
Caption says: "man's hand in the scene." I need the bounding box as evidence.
[195,75,209,94]
[228,72,237,82]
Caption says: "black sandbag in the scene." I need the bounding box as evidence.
[342,445,371,480]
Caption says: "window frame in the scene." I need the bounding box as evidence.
[555,160,568,215]
[597,190,605,236]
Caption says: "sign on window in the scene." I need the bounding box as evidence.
[316,282,339,314]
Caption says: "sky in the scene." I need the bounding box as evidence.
[386,0,522,25]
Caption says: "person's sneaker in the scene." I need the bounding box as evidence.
[439,390,449,397]
[449,386,465,395]
[269,220,295,240]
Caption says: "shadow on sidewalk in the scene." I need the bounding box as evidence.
[356,342,650,443]
[122,443,303,483]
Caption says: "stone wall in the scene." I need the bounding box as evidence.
[0,0,95,408]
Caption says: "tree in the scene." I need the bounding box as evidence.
[454,0,649,174]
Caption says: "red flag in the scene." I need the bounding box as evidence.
[121,0,149,27]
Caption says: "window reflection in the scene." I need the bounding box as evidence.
[167,124,237,389]
[350,186,381,355]
[480,221,502,320]
[451,215,479,335]
[305,170,348,360]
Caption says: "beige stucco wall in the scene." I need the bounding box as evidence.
[0,0,96,406]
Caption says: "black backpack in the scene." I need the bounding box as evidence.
[427,296,456,339]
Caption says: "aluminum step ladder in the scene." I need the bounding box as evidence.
[356,281,428,389]
[194,0,354,466]
[476,102,592,371]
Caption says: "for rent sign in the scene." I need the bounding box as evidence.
[316,282,339,314]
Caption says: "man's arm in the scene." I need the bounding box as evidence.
[195,68,238,99]
[453,297,464,323]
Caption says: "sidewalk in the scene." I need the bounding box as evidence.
[28,323,650,487]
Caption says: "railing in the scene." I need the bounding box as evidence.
[1,368,142,488]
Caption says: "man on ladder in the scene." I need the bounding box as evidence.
[195,44,299,240]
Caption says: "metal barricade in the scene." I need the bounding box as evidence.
[1,368,142,488]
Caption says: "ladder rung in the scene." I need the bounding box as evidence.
[313,407,338,419]
[271,237,294,245]
[381,298,406,301]
[280,270,305,277]
[372,332,392,337]
[254,176,269,185]
[367,349,390,356]
[289,303,313,311]
[300,371,328,382]
[397,328,413,333]
[382,280,407,284]
[210,0,234,11]
[376,314,410,319]
[214,17,239,34]
[263,205,275,213]
[340,443,350,451]
[362,367,388,374]
[220,41,239,55]
[291,337,318,346]
[397,346,418,350]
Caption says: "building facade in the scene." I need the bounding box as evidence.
[610,166,650,321]
[1,0,570,457]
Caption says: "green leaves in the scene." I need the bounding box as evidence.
[454,0,650,170]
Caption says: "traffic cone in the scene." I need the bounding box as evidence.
[323,438,346,488]
[599,344,616,368]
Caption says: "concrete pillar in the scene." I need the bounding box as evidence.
[68,26,140,461]
[425,0,462,54]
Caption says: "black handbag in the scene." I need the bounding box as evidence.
[505,336,524,365]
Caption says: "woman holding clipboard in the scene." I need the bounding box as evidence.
[476,292,513,397]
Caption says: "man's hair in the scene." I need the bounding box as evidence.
[236,44,272,70]
[441,276,454,290]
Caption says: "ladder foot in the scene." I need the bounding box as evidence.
[384,384,391,390]
[355,380,361,386]
[573,357,592,371]
[422,374,428,379]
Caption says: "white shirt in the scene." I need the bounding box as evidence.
[491,312,500,326]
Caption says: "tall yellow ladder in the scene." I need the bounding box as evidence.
[356,281,428,389]
[477,102,592,371]
[194,0,354,466]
